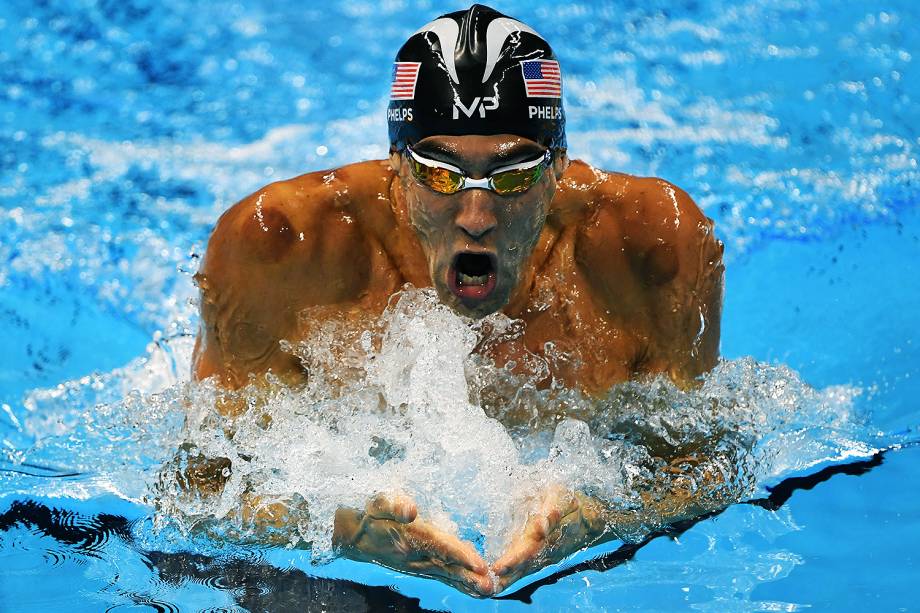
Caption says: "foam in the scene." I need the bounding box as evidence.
[144,287,873,559]
[3,284,877,561]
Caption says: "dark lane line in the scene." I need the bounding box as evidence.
[2,443,914,609]
[0,499,438,612]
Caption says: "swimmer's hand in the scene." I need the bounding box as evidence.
[333,493,494,597]
[491,486,608,593]
[492,457,740,592]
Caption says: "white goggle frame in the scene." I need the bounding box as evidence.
[405,146,550,191]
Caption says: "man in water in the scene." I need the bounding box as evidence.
[190,4,724,596]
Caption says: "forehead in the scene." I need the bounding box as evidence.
[412,134,545,166]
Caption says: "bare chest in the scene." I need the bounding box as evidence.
[483,245,647,396]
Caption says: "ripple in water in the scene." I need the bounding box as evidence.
[106,600,181,613]
[0,500,133,560]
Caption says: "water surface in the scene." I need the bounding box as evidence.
[1,0,918,610]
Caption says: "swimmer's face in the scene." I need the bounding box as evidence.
[390,134,568,318]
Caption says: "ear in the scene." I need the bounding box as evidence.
[388,150,404,174]
[552,148,570,179]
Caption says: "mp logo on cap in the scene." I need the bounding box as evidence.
[452,96,499,119]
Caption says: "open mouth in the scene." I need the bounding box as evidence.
[448,252,497,302]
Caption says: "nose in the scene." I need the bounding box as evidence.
[455,189,497,240]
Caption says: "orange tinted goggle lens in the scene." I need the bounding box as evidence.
[409,158,464,194]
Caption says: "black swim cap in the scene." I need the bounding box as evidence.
[387,4,566,152]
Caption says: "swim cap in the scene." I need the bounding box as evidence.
[387,4,566,152]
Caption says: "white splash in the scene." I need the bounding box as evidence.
[1,290,877,560]
[143,287,873,558]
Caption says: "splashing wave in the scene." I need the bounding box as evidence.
[125,287,874,560]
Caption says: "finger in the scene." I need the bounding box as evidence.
[406,521,489,574]
[492,518,566,591]
[539,486,578,528]
[492,535,545,577]
[492,488,577,577]
[453,566,495,596]
[495,567,530,594]
[491,499,561,576]
[407,560,495,596]
[365,493,418,523]
[495,572,515,594]
[494,560,533,593]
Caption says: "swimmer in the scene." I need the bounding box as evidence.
[187,4,725,597]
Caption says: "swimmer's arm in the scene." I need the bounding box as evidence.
[192,176,370,394]
[610,449,742,536]
[632,179,724,385]
[158,442,494,594]
[159,454,494,595]
[577,176,725,387]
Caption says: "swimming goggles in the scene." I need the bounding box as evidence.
[404,146,551,195]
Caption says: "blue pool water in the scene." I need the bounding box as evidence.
[1,0,918,610]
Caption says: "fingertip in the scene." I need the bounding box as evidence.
[455,567,494,597]
[478,574,496,596]
[470,558,488,575]
[531,515,550,539]
[469,570,495,597]
[403,504,418,523]
[392,494,418,523]
[494,573,514,594]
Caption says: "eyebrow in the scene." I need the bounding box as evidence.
[411,141,547,171]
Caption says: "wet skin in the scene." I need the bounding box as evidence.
[191,134,725,595]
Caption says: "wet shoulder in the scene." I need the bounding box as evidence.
[563,161,716,287]
[272,159,395,228]
[616,173,717,285]
[557,160,704,230]
[550,159,611,226]
[209,160,393,265]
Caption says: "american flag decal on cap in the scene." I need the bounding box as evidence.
[520,60,561,98]
[390,62,421,100]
